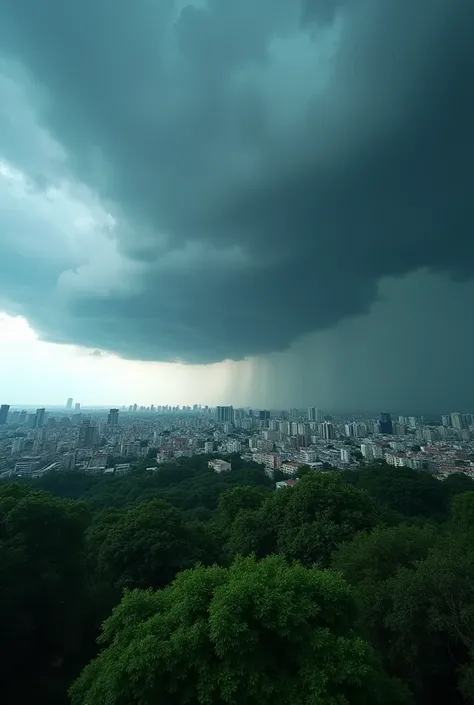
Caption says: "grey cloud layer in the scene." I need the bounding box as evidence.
[0,0,473,363]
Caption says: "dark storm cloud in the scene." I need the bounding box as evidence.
[0,0,473,363]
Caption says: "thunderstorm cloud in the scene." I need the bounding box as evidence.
[0,0,473,368]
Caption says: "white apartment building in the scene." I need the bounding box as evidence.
[340,448,351,463]
[360,443,373,460]
[281,461,304,476]
[253,452,281,476]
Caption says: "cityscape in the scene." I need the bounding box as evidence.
[1,400,473,483]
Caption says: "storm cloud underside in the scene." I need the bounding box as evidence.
[0,0,473,408]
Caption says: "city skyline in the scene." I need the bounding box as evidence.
[1,401,473,483]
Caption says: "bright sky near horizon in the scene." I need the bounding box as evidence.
[0,312,250,407]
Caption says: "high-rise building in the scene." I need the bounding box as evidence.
[35,408,46,429]
[107,408,119,426]
[340,448,351,463]
[316,409,325,423]
[75,402,81,411]
[78,420,97,449]
[441,414,451,427]
[11,437,25,455]
[360,443,374,460]
[379,413,393,434]
[0,404,10,425]
[66,397,73,410]
[308,407,316,422]
[451,412,463,430]
[215,406,234,423]
[322,422,335,441]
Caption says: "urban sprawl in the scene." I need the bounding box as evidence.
[0,401,473,483]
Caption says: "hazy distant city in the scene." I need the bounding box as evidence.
[1,400,473,482]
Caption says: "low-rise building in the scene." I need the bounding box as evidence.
[276,479,298,489]
[208,459,232,473]
[281,461,304,476]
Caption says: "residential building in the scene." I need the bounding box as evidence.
[361,443,374,460]
[35,408,46,429]
[340,448,351,463]
[322,422,335,441]
[0,404,10,425]
[107,408,119,426]
[216,406,234,424]
[78,420,97,449]
[254,452,281,474]
[281,461,304,476]
[11,438,25,455]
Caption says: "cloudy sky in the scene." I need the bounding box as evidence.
[0,0,473,411]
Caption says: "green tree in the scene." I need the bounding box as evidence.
[382,537,474,704]
[451,492,474,530]
[332,523,439,586]
[271,472,382,566]
[444,472,474,498]
[95,498,200,590]
[217,485,267,528]
[0,485,90,705]
[71,555,409,705]
[227,472,383,566]
[344,466,449,520]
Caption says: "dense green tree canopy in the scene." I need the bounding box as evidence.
[95,499,203,590]
[342,466,449,519]
[70,555,409,705]
[2,456,474,705]
[0,485,90,705]
[451,492,474,530]
[228,472,383,566]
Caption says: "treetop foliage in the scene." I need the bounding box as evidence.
[1,460,474,704]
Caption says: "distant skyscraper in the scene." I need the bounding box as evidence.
[322,422,335,441]
[78,420,97,448]
[0,404,10,425]
[451,412,463,430]
[35,408,46,429]
[75,402,81,411]
[379,413,393,434]
[107,408,119,426]
[66,397,73,410]
[308,407,316,422]
[441,414,451,427]
[216,406,234,423]
[316,409,325,423]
